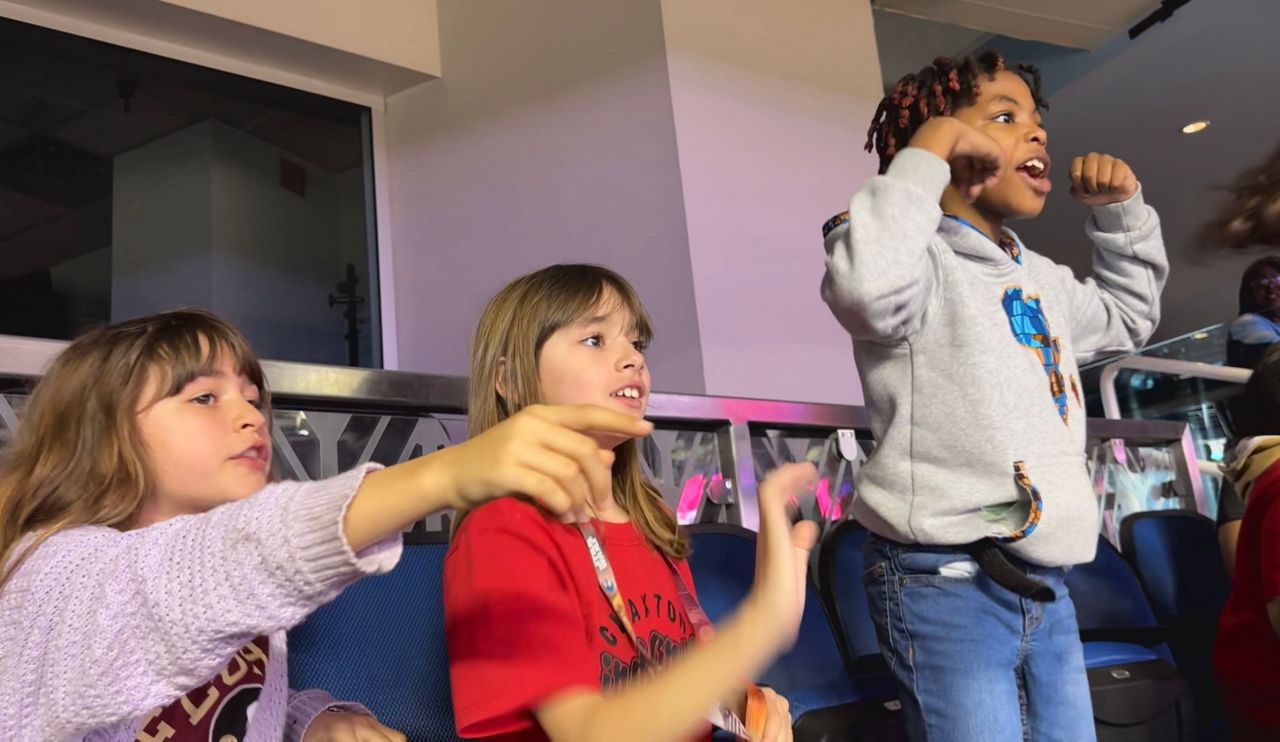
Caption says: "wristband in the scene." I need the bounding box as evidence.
[744,684,768,740]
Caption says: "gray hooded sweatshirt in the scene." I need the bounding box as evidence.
[822,147,1168,567]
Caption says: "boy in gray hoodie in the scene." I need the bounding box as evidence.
[821,51,1167,740]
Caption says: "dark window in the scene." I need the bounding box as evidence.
[0,17,380,367]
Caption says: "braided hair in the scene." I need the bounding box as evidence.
[866,50,1048,174]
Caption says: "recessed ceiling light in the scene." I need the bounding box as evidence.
[1182,120,1210,134]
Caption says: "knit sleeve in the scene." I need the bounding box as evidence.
[0,464,401,739]
[285,688,375,741]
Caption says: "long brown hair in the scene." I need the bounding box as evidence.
[1202,143,1280,250]
[0,309,268,590]
[465,264,688,558]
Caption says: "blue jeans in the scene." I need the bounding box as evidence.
[863,536,1095,742]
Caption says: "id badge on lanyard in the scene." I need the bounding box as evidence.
[577,522,766,740]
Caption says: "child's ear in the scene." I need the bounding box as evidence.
[495,358,509,401]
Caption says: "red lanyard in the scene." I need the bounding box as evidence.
[576,521,762,739]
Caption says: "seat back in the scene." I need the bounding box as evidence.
[288,532,458,742]
[1064,536,1173,664]
[685,525,849,694]
[1120,511,1230,626]
[685,524,757,623]
[1121,511,1231,738]
[817,520,884,673]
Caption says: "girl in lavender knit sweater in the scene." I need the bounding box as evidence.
[0,309,650,741]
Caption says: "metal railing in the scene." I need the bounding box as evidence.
[1095,354,1257,519]
[0,334,1202,531]
[1098,355,1251,421]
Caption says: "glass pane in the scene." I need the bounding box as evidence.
[271,408,455,532]
[751,426,872,531]
[1087,438,1202,547]
[639,427,728,525]
[1080,323,1238,523]
[0,18,379,367]
[0,391,24,451]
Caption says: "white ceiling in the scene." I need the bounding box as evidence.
[1005,0,1280,344]
[873,0,1163,49]
[873,7,994,91]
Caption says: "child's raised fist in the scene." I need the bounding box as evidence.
[909,117,1006,203]
[1069,153,1138,206]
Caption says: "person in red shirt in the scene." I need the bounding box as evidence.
[1217,346,1280,737]
[445,264,818,741]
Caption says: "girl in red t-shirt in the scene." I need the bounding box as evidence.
[445,264,818,741]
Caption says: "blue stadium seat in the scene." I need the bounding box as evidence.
[1066,536,1174,662]
[1066,536,1195,740]
[685,525,757,624]
[289,530,458,742]
[1120,511,1230,625]
[687,525,848,692]
[816,521,888,675]
[687,524,904,740]
[1121,511,1231,740]
[1083,641,1164,668]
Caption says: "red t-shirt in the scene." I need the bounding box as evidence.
[1215,459,1280,729]
[445,498,711,740]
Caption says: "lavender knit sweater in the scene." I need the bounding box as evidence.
[0,464,402,741]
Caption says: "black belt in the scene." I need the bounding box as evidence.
[961,539,1056,602]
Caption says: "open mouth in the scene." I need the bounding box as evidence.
[1016,155,1052,195]
[610,385,645,404]
[232,442,270,470]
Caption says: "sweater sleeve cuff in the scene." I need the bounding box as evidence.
[885,147,953,202]
[286,688,374,741]
[1090,185,1148,234]
[285,463,404,596]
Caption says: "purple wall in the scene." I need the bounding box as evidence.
[661,0,881,404]
[384,0,706,393]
